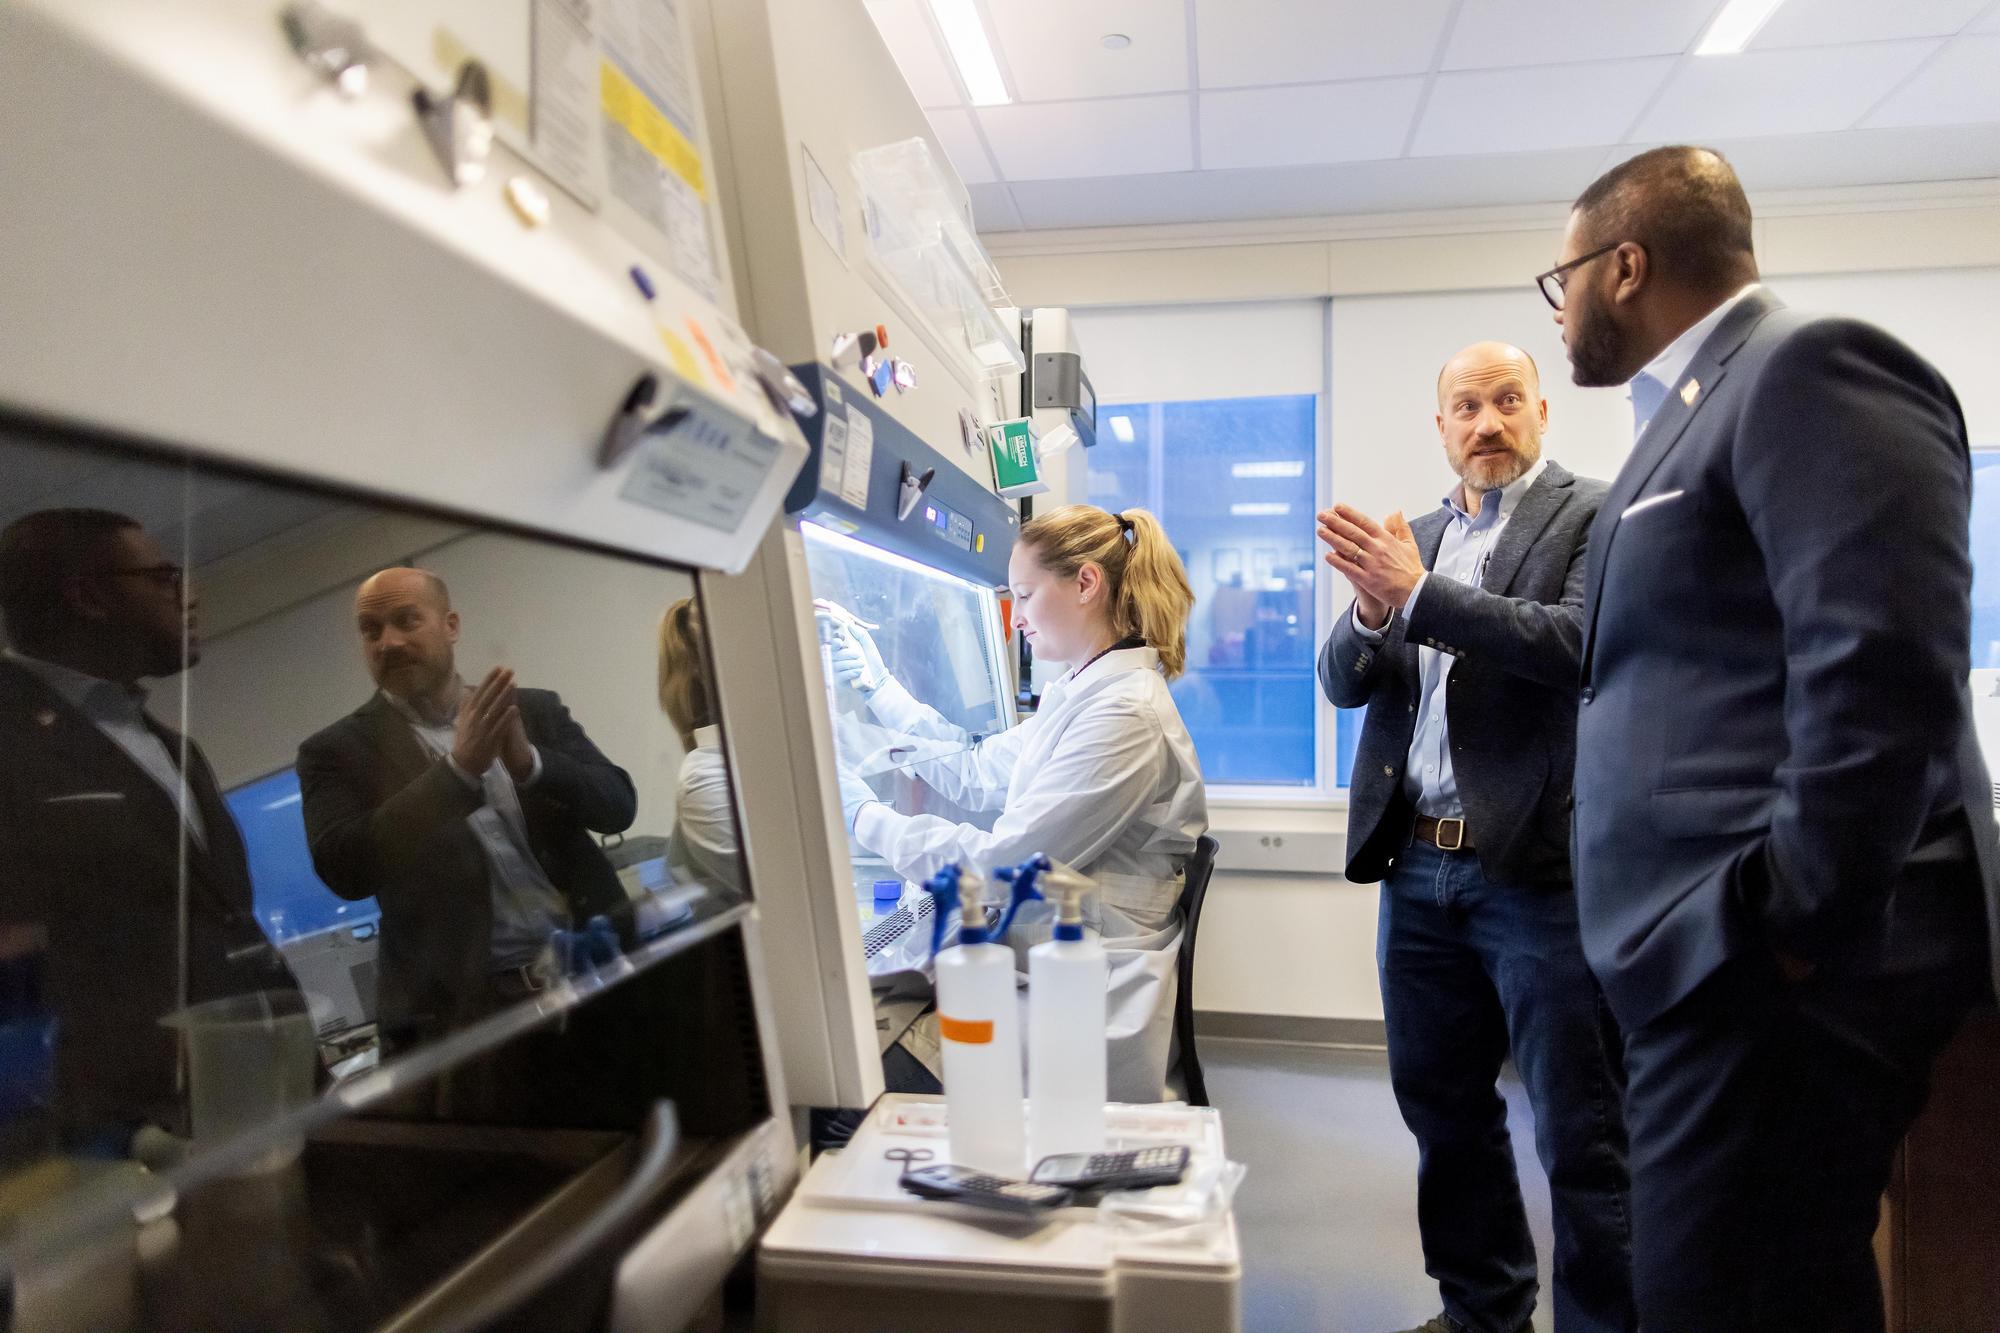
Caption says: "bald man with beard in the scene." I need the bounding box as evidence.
[296,568,635,1052]
[1318,344,1633,1333]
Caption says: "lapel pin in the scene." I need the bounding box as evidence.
[36,709,56,728]
[1680,377,1701,406]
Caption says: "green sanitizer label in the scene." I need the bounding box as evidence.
[987,418,1045,495]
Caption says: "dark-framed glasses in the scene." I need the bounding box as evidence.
[87,564,187,593]
[1535,242,1622,311]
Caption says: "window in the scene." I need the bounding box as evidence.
[1975,449,2000,670]
[1087,395,1360,790]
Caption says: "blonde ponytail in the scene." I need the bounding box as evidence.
[1018,505,1195,679]
[656,596,713,748]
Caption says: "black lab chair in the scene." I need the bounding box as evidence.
[1173,835,1219,1107]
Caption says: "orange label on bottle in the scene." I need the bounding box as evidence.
[938,1014,994,1045]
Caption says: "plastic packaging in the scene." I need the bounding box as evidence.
[160,989,316,1171]
[923,863,1025,1175]
[1098,1156,1248,1247]
[1017,856,1109,1162]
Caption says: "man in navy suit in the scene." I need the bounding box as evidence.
[1549,145,2000,1329]
[0,509,297,1157]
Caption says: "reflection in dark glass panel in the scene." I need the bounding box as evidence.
[0,425,769,1322]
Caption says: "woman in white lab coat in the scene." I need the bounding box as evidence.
[657,597,742,893]
[829,506,1208,1101]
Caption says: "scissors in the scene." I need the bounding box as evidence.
[884,1147,935,1176]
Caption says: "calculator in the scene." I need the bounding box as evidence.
[1029,1145,1191,1192]
[898,1164,1074,1212]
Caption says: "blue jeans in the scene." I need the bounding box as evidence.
[1379,840,1636,1333]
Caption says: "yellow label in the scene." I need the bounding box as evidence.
[657,326,705,386]
[600,59,706,198]
[938,1014,994,1045]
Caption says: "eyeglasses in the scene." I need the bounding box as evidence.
[86,564,187,593]
[1535,242,1622,311]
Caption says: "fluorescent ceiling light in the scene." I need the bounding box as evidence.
[929,0,1011,106]
[1231,460,1305,479]
[1695,0,1787,55]
[1108,414,1135,442]
[1230,502,1292,517]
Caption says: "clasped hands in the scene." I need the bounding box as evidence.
[452,666,536,782]
[1318,504,1425,630]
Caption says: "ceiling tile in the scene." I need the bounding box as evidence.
[1200,79,1426,170]
[1441,0,1717,70]
[1413,58,1675,156]
[1601,122,2000,193]
[1193,0,1455,88]
[966,182,1025,232]
[988,0,1189,101]
[1632,40,1943,140]
[1750,0,1991,48]
[923,107,999,185]
[1003,147,1608,229]
[1970,5,2000,32]
[977,95,1194,179]
[1864,34,2000,127]
[863,0,964,107]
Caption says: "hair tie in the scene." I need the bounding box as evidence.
[1116,513,1135,538]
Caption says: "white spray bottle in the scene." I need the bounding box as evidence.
[1015,855,1109,1162]
[923,863,1025,1176]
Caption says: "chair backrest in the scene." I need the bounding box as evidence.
[1174,835,1219,1107]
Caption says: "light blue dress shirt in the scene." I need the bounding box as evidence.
[1352,456,1549,819]
[1629,282,1763,439]
[386,687,566,970]
[5,648,207,847]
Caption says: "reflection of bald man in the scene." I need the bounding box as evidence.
[1317,345,1634,1333]
[296,569,635,1050]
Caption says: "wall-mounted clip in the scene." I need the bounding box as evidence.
[599,372,691,470]
[280,2,370,97]
[897,462,936,522]
[751,347,818,419]
[412,60,495,188]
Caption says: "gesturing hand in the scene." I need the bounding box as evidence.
[452,667,518,778]
[1320,505,1424,625]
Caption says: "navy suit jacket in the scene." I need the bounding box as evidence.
[297,688,635,1048]
[1321,461,1606,889]
[1574,288,2000,1030]
[0,660,298,1145]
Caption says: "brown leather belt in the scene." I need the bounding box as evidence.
[1414,815,1474,852]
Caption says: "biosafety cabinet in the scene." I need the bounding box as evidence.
[687,0,1051,1115]
[0,0,816,1326]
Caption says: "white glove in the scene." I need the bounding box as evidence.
[819,610,889,694]
[838,766,878,833]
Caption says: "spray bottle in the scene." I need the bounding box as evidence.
[922,863,1028,1175]
[1011,855,1109,1161]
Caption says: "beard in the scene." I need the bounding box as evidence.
[376,653,450,700]
[1566,295,1630,388]
[1461,447,1535,493]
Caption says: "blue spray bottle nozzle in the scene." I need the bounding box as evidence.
[922,862,969,957]
[991,853,1054,938]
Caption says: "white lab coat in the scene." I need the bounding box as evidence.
[853,647,1208,1101]
[666,726,743,893]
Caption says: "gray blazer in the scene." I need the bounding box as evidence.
[1574,287,2000,1030]
[1320,461,1606,890]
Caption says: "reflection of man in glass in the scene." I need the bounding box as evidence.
[296,568,634,1050]
[656,598,743,893]
[0,509,297,1157]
